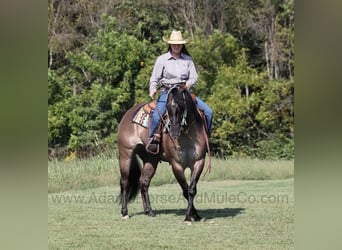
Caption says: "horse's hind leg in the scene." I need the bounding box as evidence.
[119,157,130,219]
[139,158,158,216]
[120,177,129,218]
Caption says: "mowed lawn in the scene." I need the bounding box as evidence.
[48,178,294,249]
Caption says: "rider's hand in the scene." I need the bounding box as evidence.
[149,90,156,99]
[185,82,192,90]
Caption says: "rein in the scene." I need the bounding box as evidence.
[151,83,186,130]
[165,85,187,150]
[202,123,212,177]
[165,85,212,175]
[150,86,181,151]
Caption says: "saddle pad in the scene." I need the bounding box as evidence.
[132,106,150,128]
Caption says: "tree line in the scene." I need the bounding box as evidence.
[48,0,294,159]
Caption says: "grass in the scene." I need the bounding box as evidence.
[48,178,294,249]
[48,154,120,193]
[48,154,294,193]
[48,156,294,249]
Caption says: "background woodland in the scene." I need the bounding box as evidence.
[48,0,294,159]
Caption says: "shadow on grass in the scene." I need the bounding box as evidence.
[136,207,245,219]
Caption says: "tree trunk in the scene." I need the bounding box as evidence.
[49,49,53,69]
[265,42,271,79]
[73,83,77,96]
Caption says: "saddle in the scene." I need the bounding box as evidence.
[132,93,199,129]
[131,101,156,128]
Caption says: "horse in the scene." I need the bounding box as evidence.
[117,84,210,221]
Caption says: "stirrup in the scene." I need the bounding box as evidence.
[146,134,160,154]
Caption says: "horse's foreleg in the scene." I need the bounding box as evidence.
[172,168,189,200]
[140,161,158,217]
[171,163,192,221]
[187,179,201,221]
[188,159,205,221]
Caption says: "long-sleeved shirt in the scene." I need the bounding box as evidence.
[149,51,198,93]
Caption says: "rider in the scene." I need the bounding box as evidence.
[147,30,213,153]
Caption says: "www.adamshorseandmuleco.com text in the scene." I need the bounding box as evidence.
[50,191,289,205]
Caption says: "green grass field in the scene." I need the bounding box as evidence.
[48,157,293,249]
[48,155,294,193]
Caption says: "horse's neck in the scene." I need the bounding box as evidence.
[185,108,203,131]
[188,104,201,122]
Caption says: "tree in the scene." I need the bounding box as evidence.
[48,0,294,159]
[208,49,293,158]
[190,30,240,98]
[249,0,294,79]
[48,16,154,152]
[208,50,265,156]
[48,0,114,69]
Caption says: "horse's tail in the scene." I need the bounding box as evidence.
[126,155,141,202]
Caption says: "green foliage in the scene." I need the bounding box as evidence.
[65,83,120,151]
[48,2,294,159]
[190,31,240,97]
[255,136,294,160]
[209,51,261,155]
[48,101,72,146]
[208,50,293,158]
[48,17,154,152]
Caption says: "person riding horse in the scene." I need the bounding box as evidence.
[117,30,213,221]
[117,79,211,221]
[147,30,213,153]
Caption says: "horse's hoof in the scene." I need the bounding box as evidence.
[194,216,204,222]
[122,215,130,220]
[146,211,156,217]
[184,221,192,225]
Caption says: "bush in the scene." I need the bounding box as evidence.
[254,137,294,160]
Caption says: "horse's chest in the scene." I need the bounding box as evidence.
[177,147,194,164]
[163,135,204,168]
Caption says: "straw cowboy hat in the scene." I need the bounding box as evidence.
[162,30,189,44]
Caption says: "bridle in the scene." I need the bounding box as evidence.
[151,83,212,174]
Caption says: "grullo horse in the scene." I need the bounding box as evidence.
[117,84,210,221]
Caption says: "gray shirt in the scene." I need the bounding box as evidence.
[149,51,198,93]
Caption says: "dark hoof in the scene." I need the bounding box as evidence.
[193,215,202,221]
[145,211,156,217]
[184,216,192,222]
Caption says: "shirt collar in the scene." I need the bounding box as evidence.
[167,51,185,60]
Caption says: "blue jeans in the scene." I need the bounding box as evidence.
[196,96,213,136]
[149,92,167,138]
[149,92,213,138]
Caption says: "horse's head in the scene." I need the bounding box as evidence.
[166,85,195,139]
